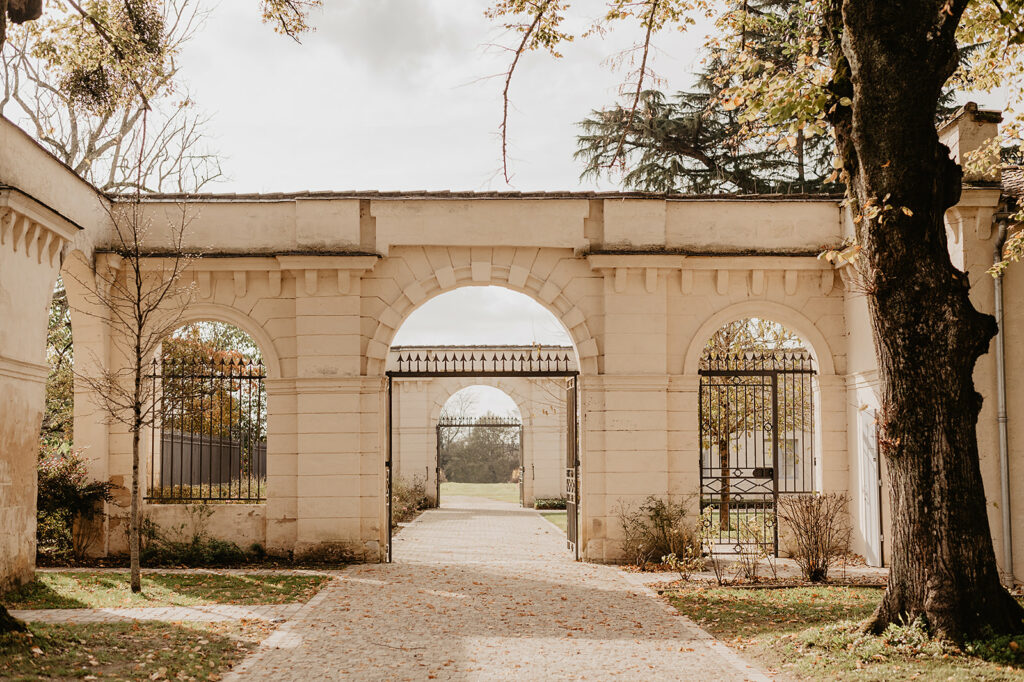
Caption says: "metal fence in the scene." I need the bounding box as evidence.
[698,351,817,555]
[148,356,267,503]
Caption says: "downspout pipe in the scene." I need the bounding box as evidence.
[993,210,1013,586]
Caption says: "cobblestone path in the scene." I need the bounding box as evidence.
[228,497,767,681]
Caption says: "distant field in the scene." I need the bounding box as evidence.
[540,511,567,532]
[440,482,519,504]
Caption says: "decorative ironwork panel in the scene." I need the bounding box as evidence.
[565,375,579,559]
[698,351,816,556]
[148,356,267,503]
[390,348,576,377]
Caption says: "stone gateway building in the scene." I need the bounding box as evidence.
[2,105,1023,589]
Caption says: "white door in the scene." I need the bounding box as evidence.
[858,409,883,566]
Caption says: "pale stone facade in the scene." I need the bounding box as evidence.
[2,105,1024,587]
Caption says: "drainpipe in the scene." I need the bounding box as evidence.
[993,210,1013,586]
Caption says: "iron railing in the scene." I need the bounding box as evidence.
[147,356,267,503]
[435,416,523,502]
[391,349,575,376]
[698,351,817,555]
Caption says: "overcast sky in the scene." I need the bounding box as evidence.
[391,286,571,346]
[177,0,710,192]
[174,3,1005,414]
[392,287,570,415]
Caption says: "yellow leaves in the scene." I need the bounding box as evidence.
[722,95,745,111]
[260,0,322,41]
[819,242,861,266]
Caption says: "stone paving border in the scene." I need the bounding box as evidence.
[9,603,304,624]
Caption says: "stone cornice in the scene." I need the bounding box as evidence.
[0,189,81,268]
[135,254,379,298]
[588,253,835,295]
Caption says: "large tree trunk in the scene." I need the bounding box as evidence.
[0,604,26,634]
[826,0,1024,641]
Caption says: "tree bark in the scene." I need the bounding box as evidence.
[130,377,142,593]
[825,0,1024,641]
[0,604,26,634]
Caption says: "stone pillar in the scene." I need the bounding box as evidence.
[0,193,79,590]
[584,256,678,562]
[63,250,113,554]
[284,257,381,560]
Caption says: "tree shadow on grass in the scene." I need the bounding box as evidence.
[0,619,267,679]
[1,578,89,610]
[3,571,329,609]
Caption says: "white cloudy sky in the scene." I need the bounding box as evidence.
[392,286,570,414]
[177,0,712,192]
[391,286,571,346]
[174,3,1006,413]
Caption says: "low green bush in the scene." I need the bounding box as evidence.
[37,440,114,562]
[534,498,566,510]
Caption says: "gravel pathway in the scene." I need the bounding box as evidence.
[227,496,768,681]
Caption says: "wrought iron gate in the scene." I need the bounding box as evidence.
[565,375,580,560]
[698,351,816,555]
[386,347,579,563]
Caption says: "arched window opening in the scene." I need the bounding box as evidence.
[43,276,74,449]
[698,318,818,554]
[148,321,267,504]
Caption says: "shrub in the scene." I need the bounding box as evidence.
[37,440,114,562]
[777,493,852,582]
[617,496,699,567]
[733,512,776,581]
[534,498,566,510]
[392,476,431,526]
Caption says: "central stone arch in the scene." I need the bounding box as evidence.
[362,246,601,376]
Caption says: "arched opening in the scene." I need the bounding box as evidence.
[42,277,74,450]
[386,285,580,561]
[698,318,819,556]
[436,386,523,505]
[148,321,268,504]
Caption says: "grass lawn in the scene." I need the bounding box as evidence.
[0,619,271,680]
[440,482,519,504]
[2,571,331,610]
[668,585,1024,680]
[540,510,567,532]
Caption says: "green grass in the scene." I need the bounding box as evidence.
[0,620,270,680]
[668,586,1024,680]
[541,510,568,532]
[2,571,331,610]
[440,482,519,504]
